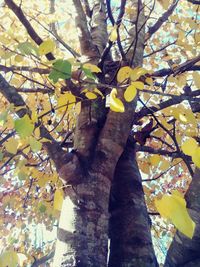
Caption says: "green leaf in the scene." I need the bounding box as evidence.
[0,109,8,126]
[0,152,4,161]
[18,171,27,180]
[82,67,96,80]
[14,115,34,138]
[49,59,72,83]
[29,137,42,153]
[17,41,38,55]
[38,203,47,213]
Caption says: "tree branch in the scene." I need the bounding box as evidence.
[135,89,200,121]
[146,0,179,40]
[152,54,200,77]
[5,0,54,60]
[0,64,50,74]
[31,250,55,267]
[72,0,99,59]
[187,0,200,4]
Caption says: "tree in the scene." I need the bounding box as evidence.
[0,0,200,266]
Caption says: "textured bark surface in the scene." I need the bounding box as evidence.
[164,168,200,267]
[53,173,110,267]
[108,140,158,267]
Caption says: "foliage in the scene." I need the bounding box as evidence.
[0,0,200,265]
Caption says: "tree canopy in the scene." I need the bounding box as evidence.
[0,0,200,266]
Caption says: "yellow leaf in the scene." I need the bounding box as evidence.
[85,92,97,99]
[192,147,200,168]
[109,25,118,42]
[124,84,137,102]
[117,66,132,83]
[38,39,55,56]
[54,189,64,211]
[155,192,195,238]
[181,138,198,156]
[57,93,76,111]
[145,77,153,86]
[159,160,170,171]
[131,81,144,90]
[150,155,161,166]
[0,250,19,267]
[83,63,101,73]
[130,67,148,81]
[5,138,18,154]
[75,102,81,115]
[110,89,125,113]
[14,55,24,63]
[94,88,104,98]
[193,72,200,88]
[158,0,170,9]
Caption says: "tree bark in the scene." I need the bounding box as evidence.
[53,173,110,267]
[108,139,158,267]
[164,168,200,267]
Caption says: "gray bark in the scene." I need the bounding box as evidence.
[108,140,158,267]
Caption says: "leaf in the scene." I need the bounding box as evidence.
[110,89,125,112]
[124,84,137,102]
[83,63,101,73]
[132,81,144,90]
[155,191,195,238]
[0,109,8,126]
[75,102,81,115]
[181,138,198,156]
[5,139,18,154]
[29,137,42,153]
[38,39,55,55]
[14,115,34,138]
[94,88,104,98]
[38,203,47,213]
[54,189,64,211]
[130,67,148,81]
[145,77,153,85]
[109,25,118,42]
[193,72,200,88]
[82,67,96,80]
[117,66,132,83]
[57,92,76,111]
[150,155,161,166]
[17,41,38,55]
[49,59,72,83]
[85,92,97,99]
[192,147,200,168]
[0,250,19,267]
[160,160,171,171]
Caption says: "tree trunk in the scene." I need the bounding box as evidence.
[108,139,158,267]
[164,168,200,267]
[53,173,110,267]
